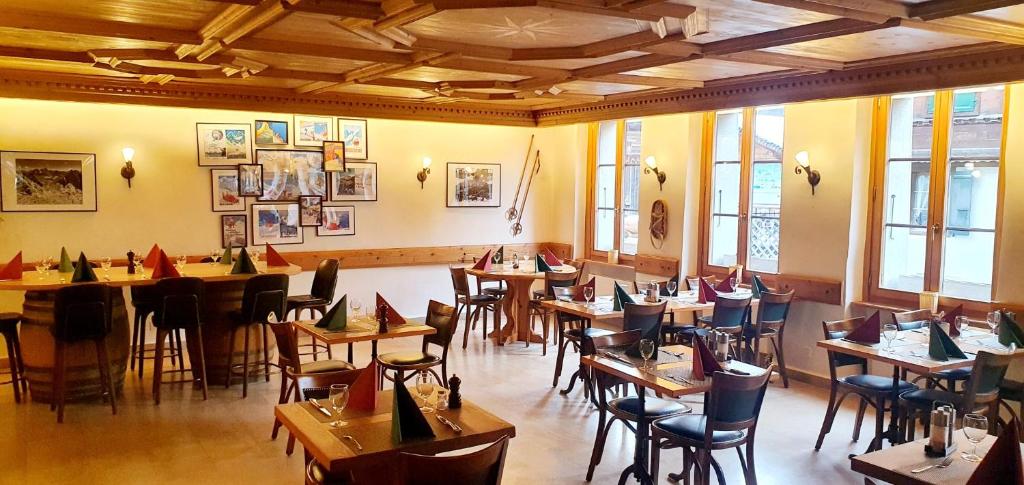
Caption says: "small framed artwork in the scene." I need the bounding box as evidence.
[1,151,98,212]
[252,203,304,245]
[196,123,253,166]
[447,163,501,208]
[299,195,323,227]
[254,120,289,145]
[255,149,326,200]
[323,140,347,172]
[221,214,247,249]
[211,169,244,212]
[329,162,377,202]
[318,205,355,236]
[293,115,334,147]
[337,118,368,160]
[238,164,264,197]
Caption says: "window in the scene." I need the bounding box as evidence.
[870,86,1006,304]
[588,119,643,259]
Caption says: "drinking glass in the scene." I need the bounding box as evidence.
[882,324,898,352]
[35,263,47,280]
[961,413,989,462]
[954,316,969,337]
[351,298,363,321]
[252,248,262,262]
[434,388,449,412]
[666,281,678,297]
[416,371,434,413]
[584,287,595,308]
[639,339,655,371]
[988,311,1001,334]
[328,384,350,428]
[729,277,737,292]
[100,257,112,279]
[210,249,220,264]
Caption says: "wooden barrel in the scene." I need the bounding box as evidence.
[20,290,130,403]
[201,279,276,385]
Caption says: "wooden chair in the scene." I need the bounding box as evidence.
[650,368,773,485]
[0,312,26,403]
[130,284,183,378]
[274,363,361,456]
[635,275,680,343]
[585,329,689,482]
[286,259,340,361]
[528,270,579,355]
[50,284,117,423]
[743,290,794,388]
[814,317,917,451]
[891,309,931,330]
[893,308,971,392]
[451,267,500,349]
[151,277,209,404]
[697,294,752,359]
[395,436,510,485]
[225,273,288,398]
[377,300,458,386]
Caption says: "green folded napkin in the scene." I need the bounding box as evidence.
[613,281,634,311]
[230,247,258,274]
[929,321,966,361]
[491,246,504,265]
[999,313,1024,348]
[315,295,348,331]
[71,252,98,283]
[752,274,769,299]
[58,247,74,273]
[535,253,553,273]
[391,384,435,443]
[220,244,234,266]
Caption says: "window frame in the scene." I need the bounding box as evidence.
[864,87,1010,312]
[585,119,639,264]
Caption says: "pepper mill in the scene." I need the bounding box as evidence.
[448,374,462,409]
[377,303,389,334]
[126,249,135,274]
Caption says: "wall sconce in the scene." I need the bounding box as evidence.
[416,157,431,189]
[794,151,820,195]
[644,156,666,191]
[121,147,136,188]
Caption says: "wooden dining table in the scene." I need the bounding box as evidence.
[540,288,757,322]
[466,263,577,345]
[582,344,767,485]
[0,261,301,402]
[293,318,436,361]
[852,435,1021,484]
[274,387,516,481]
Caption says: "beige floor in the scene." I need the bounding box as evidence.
[0,329,875,484]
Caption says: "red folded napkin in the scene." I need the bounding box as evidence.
[142,244,162,269]
[376,293,406,326]
[572,277,596,302]
[543,248,561,266]
[845,311,881,344]
[692,336,723,380]
[697,277,717,304]
[941,304,964,337]
[471,250,493,271]
[265,243,289,267]
[715,270,736,292]
[0,252,22,281]
[967,417,1024,485]
[347,361,379,411]
[150,250,180,279]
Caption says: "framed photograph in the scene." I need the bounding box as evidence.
[323,140,347,172]
[238,164,264,197]
[255,149,326,201]
[0,151,97,212]
[293,115,334,147]
[196,123,253,166]
[329,162,377,202]
[318,205,355,236]
[254,120,289,145]
[211,169,244,212]
[337,118,368,160]
[221,214,247,248]
[299,195,323,226]
[252,203,304,245]
[447,163,501,208]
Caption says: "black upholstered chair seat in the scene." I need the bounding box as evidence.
[464,294,500,304]
[843,374,916,392]
[609,396,690,419]
[933,367,972,380]
[899,388,962,408]
[0,312,19,331]
[565,327,613,341]
[287,295,329,307]
[483,287,507,297]
[378,351,441,367]
[653,415,746,445]
[743,326,777,338]
[301,360,357,374]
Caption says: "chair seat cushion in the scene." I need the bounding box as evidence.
[301,360,356,374]
[933,367,971,380]
[743,326,778,338]
[0,312,20,331]
[377,351,441,367]
[843,374,917,392]
[653,415,746,444]
[466,294,499,304]
[610,397,690,419]
[287,295,328,307]
[565,327,613,340]
[900,388,962,408]
[533,289,545,299]
[482,287,507,296]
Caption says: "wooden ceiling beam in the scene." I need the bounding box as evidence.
[805,0,908,18]
[708,51,844,71]
[701,18,899,56]
[430,57,569,79]
[537,0,667,22]
[750,0,893,22]
[571,53,699,78]
[900,16,1024,45]
[0,8,203,45]
[909,0,1024,21]
[229,38,411,64]
[282,0,384,19]
[587,73,703,88]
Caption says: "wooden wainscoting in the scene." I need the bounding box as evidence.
[634,254,681,279]
[701,267,843,306]
[280,242,573,271]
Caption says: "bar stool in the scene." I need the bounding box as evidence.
[152,277,209,404]
[225,274,288,398]
[130,285,182,378]
[286,259,339,361]
[0,312,26,403]
[51,284,117,423]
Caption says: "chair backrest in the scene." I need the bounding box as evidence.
[130,284,159,305]
[199,257,215,263]
[423,300,458,352]
[153,277,205,329]
[703,368,772,442]
[268,321,301,373]
[53,283,112,342]
[242,274,288,324]
[543,270,578,297]
[710,294,751,330]
[686,275,716,291]
[622,301,667,345]
[295,368,364,401]
[821,317,869,377]
[310,259,340,302]
[962,351,1015,410]
[586,330,643,394]
[450,266,471,297]
[755,290,794,331]
[397,436,509,485]
[892,309,931,330]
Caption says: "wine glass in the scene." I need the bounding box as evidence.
[584,287,595,308]
[882,324,898,353]
[35,262,47,280]
[252,247,262,262]
[988,310,1001,335]
[666,281,678,297]
[351,298,363,321]
[43,256,53,275]
[954,316,969,337]
[328,384,350,428]
[416,371,435,413]
[961,413,989,462]
[210,249,220,265]
[639,339,655,371]
[100,257,112,279]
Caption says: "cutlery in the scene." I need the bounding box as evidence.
[436,414,463,433]
[726,368,751,376]
[342,435,363,451]
[309,399,332,417]
[911,456,954,473]
[602,352,634,366]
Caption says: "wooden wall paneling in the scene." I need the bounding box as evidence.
[280,242,573,271]
[774,273,844,306]
[634,254,681,278]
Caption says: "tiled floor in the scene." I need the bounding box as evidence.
[0,331,874,484]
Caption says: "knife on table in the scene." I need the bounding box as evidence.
[309,399,333,417]
[436,414,463,433]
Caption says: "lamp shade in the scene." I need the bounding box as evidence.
[122,147,135,163]
[795,150,809,168]
[422,157,432,169]
[644,155,657,170]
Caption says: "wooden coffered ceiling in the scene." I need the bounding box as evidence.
[1,0,1023,126]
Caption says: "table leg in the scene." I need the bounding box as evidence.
[887,365,901,446]
[488,279,544,345]
[618,389,653,485]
